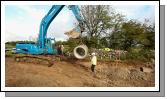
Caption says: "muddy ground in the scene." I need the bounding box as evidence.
[5,57,155,87]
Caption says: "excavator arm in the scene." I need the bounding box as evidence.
[15,5,87,56]
[38,5,84,49]
[37,5,65,49]
[68,5,84,33]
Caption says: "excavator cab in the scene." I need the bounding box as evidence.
[45,38,56,54]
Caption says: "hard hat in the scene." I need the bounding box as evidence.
[91,53,95,56]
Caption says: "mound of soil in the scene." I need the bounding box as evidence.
[5,57,155,87]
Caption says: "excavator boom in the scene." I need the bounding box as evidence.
[15,5,85,55]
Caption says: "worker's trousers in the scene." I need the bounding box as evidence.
[91,64,96,72]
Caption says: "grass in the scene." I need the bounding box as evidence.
[5,51,13,57]
[5,51,27,57]
[5,43,15,49]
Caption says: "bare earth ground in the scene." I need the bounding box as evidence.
[5,57,155,87]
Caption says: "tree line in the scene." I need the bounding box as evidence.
[66,5,155,61]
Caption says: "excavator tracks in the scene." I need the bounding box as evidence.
[14,55,61,67]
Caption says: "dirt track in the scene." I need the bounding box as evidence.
[5,57,155,87]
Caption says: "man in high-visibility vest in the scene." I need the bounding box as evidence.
[91,52,97,74]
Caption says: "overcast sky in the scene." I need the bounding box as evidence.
[5,5,155,42]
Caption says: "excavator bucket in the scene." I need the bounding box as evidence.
[64,27,81,38]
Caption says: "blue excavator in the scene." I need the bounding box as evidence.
[14,5,88,66]
[15,5,85,55]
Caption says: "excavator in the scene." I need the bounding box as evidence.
[14,5,88,66]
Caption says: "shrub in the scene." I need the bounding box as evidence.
[126,48,154,62]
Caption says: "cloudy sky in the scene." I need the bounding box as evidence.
[5,5,155,42]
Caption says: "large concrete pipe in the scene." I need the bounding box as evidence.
[73,45,88,59]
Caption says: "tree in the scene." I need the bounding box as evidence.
[109,30,125,49]
[80,5,112,48]
[141,22,155,49]
[81,5,112,38]
[81,5,126,49]
[107,10,126,49]
[119,20,155,50]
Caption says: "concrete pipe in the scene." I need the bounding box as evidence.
[73,45,88,59]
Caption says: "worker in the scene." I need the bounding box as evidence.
[91,52,97,74]
[60,44,64,56]
[57,45,61,55]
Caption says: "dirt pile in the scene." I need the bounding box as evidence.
[5,57,155,87]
